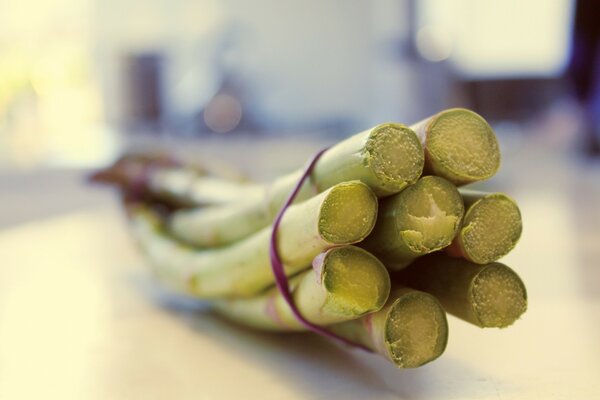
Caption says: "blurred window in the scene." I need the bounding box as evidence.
[418,0,574,79]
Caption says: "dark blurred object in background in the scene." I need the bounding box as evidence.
[462,79,566,121]
[567,0,600,156]
[123,53,164,132]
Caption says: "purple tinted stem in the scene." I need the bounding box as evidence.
[269,148,371,352]
[129,156,181,200]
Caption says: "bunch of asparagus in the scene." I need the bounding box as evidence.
[93,108,527,369]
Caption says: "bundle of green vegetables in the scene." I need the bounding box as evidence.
[93,108,526,369]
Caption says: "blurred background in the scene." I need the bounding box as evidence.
[1,1,600,398]
[3,0,599,225]
[0,0,594,163]
[2,0,598,222]
[0,0,600,219]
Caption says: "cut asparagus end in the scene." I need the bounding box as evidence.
[212,246,391,331]
[365,123,424,194]
[459,193,523,264]
[396,254,528,329]
[318,181,378,244]
[321,247,390,316]
[426,108,500,185]
[396,176,464,255]
[471,263,527,328]
[385,290,448,368]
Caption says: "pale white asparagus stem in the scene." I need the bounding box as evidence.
[149,168,263,206]
[411,108,500,185]
[396,253,527,328]
[446,190,523,264]
[361,176,464,270]
[90,153,259,207]
[129,181,378,298]
[330,286,448,368]
[156,107,499,206]
[172,108,499,246]
[212,246,390,330]
[170,123,424,247]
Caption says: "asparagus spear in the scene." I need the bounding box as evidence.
[411,108,500,185]
[170,123,424,247]
[396,254,527,328]
[150,169,262,206]
[330,287,448,368]
[129,181,379,298]
[90,153,261,207]
[361,176,464,270]
[213,246,390,330]
[446,191,523,264]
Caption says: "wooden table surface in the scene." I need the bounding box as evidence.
[1,140,599,399]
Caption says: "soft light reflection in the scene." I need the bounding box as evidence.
[416,25,453,62]
[502,193,579,298]
[0,269,106,397]
[0,0,115,168]
[0,213,111,398]
[203,93,243,133]
[418,0,574,77]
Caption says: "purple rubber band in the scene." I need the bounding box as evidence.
[269,148,372,352]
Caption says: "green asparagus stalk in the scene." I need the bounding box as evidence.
[90,153,260,207]
[411,108,500,185]
[361,176,464,270]
[170,123,424,247]
[446,191,523,264]
[170,197,271,247]
[149,168,262,206]
[330,287,448,368]
[396,253,527,328]
[129,181,379,298]
[213,246,390,330]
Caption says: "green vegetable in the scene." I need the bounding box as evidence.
[331,287,448,368]
[213,246,390,330]
[128,181,378,298]
[397,253,527,328]
[447,191,523,264]
[170,123,424,247]
[412,108,500,185]
[361,176,464,269]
